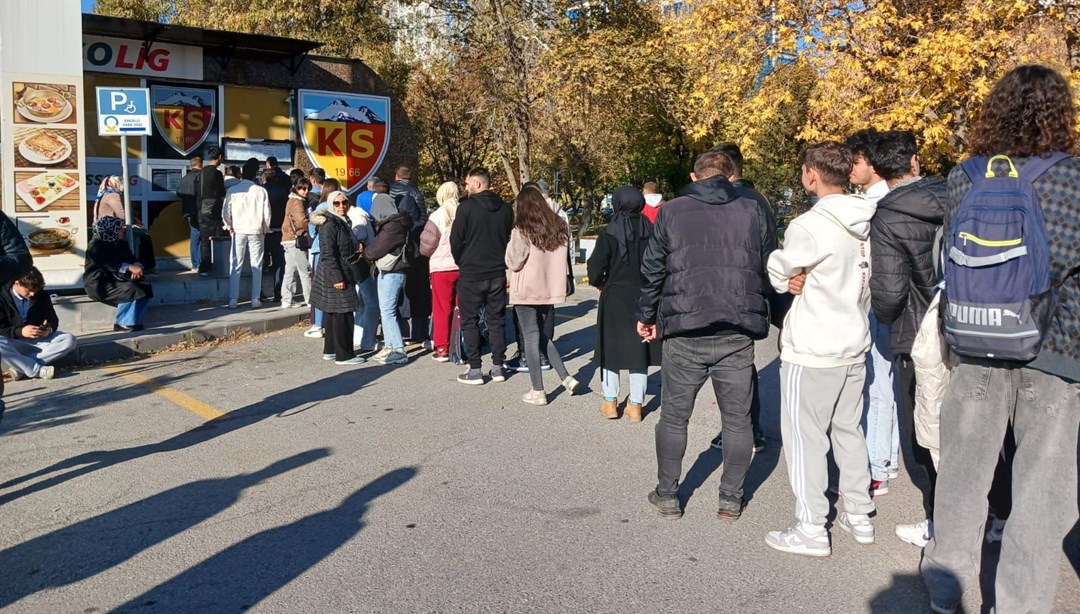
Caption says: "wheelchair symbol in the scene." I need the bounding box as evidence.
[124,100,137,113]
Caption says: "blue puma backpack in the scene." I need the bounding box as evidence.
[941,152,1068,361]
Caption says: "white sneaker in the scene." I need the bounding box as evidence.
[765,524,831,557]
[303,326,324,338]
[562,376,580,395]
[837,512,875,544]
[895,519,932,547]
[228,300,238,309]
[381,350,408,365]
[251,299,262,309]
[372,347,393,362]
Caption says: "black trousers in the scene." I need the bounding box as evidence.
[458,276,507,369]
[197,214,217,274]
[750,364,761,435]
[657,333,755,499]
[323,312,355,361]
[404,256,431,341]
[263,231,285,300]
[897,354,938,518]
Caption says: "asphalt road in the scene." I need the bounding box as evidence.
[1,287,1078,613]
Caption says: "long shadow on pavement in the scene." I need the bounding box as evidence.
[109,467,418,613]
[0,364,387,505]
[0,449,331,609]
[868,573,937,613]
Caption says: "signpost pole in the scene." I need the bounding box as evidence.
[120,134,136,252]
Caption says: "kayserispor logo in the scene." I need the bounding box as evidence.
[299,90,390,194]
[150,85,215,156]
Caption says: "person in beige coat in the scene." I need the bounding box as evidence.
[506,185,580,406]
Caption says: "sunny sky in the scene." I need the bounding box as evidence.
[81,0,94,12]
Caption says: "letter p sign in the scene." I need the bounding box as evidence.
[97,87,152,137]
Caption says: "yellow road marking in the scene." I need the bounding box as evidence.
[102,365,228,421]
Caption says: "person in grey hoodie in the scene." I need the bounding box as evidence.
[765,141,878,557]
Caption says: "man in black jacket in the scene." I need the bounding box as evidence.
[707,142,777,454]
[866,130,945,547]
[197,146,226,276]
[177,155,202,271]
[0,267,75,381]
[450,167,514,385]
[391,165,431,345]
[261,161,291,302]
[637,151,777,521]
[0,212,31,423]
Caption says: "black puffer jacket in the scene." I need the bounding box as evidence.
[637,175,776,339]
[309,210,358,314]
[869,176,946,354]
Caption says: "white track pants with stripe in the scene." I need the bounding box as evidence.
[780,360,875,527]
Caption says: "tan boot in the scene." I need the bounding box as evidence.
[600,398,619,419]
[624,401,643,423]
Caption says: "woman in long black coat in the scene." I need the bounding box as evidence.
[309,191,364,365]
[84,216,154,332]
[587,185,661,422]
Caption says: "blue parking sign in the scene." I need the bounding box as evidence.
[96,87,152,136]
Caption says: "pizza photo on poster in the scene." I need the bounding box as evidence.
[148,83,218,160]
[298,90,390,194]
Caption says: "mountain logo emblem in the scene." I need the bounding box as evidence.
[150,86,216,156]
[298,90,391,194]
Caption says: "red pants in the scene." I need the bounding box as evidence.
[430,270,460,351]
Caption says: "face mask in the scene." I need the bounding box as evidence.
[644,193,663,207]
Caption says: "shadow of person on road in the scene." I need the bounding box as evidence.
[0,448,331,609]
[868,572,939,613]
[0,365,386,505]
[110,466,418,613]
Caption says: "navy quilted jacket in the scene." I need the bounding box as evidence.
[946,156,1080,383]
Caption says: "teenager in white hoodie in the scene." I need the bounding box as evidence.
[765,142,878,557]
[223,159,271,309]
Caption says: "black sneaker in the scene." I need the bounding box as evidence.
[540,357,552,371]
[716,493,744,521]
[647,488,682,520]
[457,369,486,386]
[512,357,529,373]
[490,365,510,382]
[711,431,767,453]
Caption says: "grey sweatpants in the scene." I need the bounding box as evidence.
[780,361,874,527]
[922,364,1080,613]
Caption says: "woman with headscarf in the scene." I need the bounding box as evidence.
[587,185,661,422]
[303,178,344,339]
[364,193,412,366]
[420,181,461,362]
[84,216,154,332]
[308,191,365,365]
[506,185,581,406]
[93,175,155,272]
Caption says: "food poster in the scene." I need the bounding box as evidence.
[4,76,87,283]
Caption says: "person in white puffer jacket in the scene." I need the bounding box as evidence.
[764,141,878,558]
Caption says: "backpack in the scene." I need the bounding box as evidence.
[941,153,1068,361]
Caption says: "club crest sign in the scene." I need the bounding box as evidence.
[299,90,391,194]
[150,85,215,156]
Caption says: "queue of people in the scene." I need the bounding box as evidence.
[61,63,1077,614]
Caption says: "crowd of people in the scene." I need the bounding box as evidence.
[5,63,1071,613]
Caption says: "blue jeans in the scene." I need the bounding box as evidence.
[189,227,201,269]
[116,297,150,326]
[602,368,647,404]
[353,275,379,350]
[377,271,406,351]
[311,252,324,328]
[864,312,899,481]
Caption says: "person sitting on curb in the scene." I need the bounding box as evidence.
[0,266,75,381]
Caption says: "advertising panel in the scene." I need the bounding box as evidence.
[148,82,218,159]
[298,90,390,194]
[83,35,203,81]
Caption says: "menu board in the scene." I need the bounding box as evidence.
[5,77,87,276]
